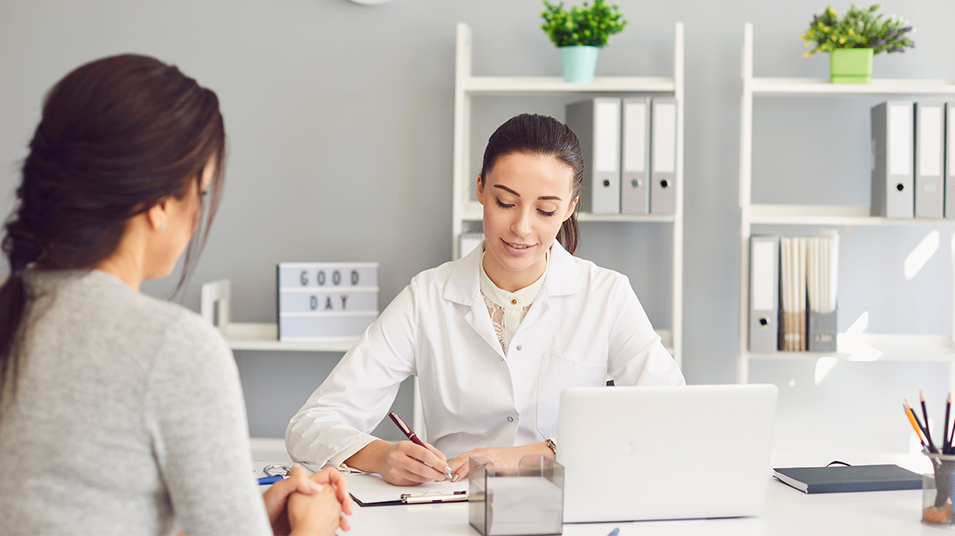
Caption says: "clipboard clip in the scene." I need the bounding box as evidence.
[400,490,468,504]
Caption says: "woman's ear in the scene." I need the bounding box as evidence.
[147,199,169,231]
[564,195,579,221]
[475,176,485,206]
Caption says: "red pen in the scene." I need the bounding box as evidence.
[389,411,455,481]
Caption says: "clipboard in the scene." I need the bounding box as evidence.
[347,473,469,507]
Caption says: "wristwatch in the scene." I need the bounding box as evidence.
[545,437,557,455]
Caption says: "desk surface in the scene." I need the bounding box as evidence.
[342,478,928,536]
[253,453,939,535]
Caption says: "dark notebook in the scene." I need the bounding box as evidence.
[773,464,922,494]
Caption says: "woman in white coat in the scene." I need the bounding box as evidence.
[286,113,685,485]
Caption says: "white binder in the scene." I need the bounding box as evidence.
[621,98,650,214]
[915,102,945,218]
[946,103,955,219]
[650,98,677,214]
[566,98,621,214]
[871,101,914,218]
[749,235,779,354]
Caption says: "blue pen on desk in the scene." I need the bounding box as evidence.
[258,475,284,485]
[607,528,620,536]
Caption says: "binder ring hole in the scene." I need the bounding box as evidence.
[758,317,769,327]
[896,183,904,191]
[602,179,611,188]
[660,179,669,188]
[631,179,642,188]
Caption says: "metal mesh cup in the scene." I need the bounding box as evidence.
[923,451,955,527]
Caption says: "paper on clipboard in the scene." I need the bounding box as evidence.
[348,473,468,506]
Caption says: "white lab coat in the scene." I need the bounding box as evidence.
[286,242,684,467]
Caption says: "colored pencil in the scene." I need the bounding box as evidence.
[905,403,927,449]
[921,391,936,450]
[945,393,952,455]
[907,400,937,453]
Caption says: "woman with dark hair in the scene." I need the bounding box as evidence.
[287,113,684,485]
[0,55,351,535]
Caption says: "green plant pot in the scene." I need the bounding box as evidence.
[829,48,874,84]
[559,46,600,83]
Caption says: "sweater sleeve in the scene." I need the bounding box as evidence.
[144,314,271,536]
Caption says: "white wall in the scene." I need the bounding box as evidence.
[1,0,954,446]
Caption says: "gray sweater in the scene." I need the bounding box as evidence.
[0,270,271,536]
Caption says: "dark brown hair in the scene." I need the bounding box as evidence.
[479,113,583,254]
[0,54,226,403]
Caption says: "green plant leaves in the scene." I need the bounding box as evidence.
[540,0,627,48]
[800,3,914,56]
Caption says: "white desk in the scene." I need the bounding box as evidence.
[342,479,927,536]
[253,451,938,535]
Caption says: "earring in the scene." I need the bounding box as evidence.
[159,222,167,231]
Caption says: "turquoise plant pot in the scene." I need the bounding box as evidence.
[559,46,600,83]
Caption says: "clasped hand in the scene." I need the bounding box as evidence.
[263,465,353,536]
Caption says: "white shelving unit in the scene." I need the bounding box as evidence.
[737,22,955,384]
[200,280,358,353]
[451,22,685,366]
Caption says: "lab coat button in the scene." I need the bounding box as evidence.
[507,416,514,422]
[516,345,522,351]
[499,357,504,362]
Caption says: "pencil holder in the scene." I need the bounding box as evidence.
[468,454,564,536]
[922,450,955,527]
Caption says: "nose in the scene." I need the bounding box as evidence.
[510,208,532,237]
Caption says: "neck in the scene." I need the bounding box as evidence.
[482,251,547,293]
[93,233,146,292]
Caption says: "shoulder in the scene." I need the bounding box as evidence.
[550,246,630,296]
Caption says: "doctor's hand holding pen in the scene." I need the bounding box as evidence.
[344,411,452,486]
[448,442,555,480]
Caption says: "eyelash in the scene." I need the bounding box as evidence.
[495,198,556,217]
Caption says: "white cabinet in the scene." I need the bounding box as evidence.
[451,22,685,366]
[737,23,955,384]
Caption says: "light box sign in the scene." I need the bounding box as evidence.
[277,262,379,341]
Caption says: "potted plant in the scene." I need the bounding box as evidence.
[541,0,627,83]
[801,4,914,84]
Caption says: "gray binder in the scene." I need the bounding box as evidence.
[915,102,945,218]
[621,98,650,214]
[808,310,838,352]
[946,103,955,219]
[650,98,677,214]
[566,98,621,214]
[871,101,914,218]
[749,235,779,354]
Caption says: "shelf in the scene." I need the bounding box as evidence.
[744,334,955,363]
[749,205,955,226]
[222,322,358,352]
[751,78,955,97]
[459,210,675,223]
[464,76,675,95]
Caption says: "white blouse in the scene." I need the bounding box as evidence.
[479,251,548,354]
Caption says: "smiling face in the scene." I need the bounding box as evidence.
[476,152,578,292]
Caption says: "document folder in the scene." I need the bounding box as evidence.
[749,235,779,353]
[566,98,621,214]
[871,101,914,218]
[915,102,945,218]
[806,234,838,352]
[650,98,677,215]
[946,103,955,219]
[621,98,650,214]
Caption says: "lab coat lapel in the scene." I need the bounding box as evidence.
[516,242,580,334]
[442,243,506,359]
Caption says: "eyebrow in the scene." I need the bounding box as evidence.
[493,184,563,201]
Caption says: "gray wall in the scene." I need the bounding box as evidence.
[2,0,954,449]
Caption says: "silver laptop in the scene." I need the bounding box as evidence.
[557,384,778,523]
